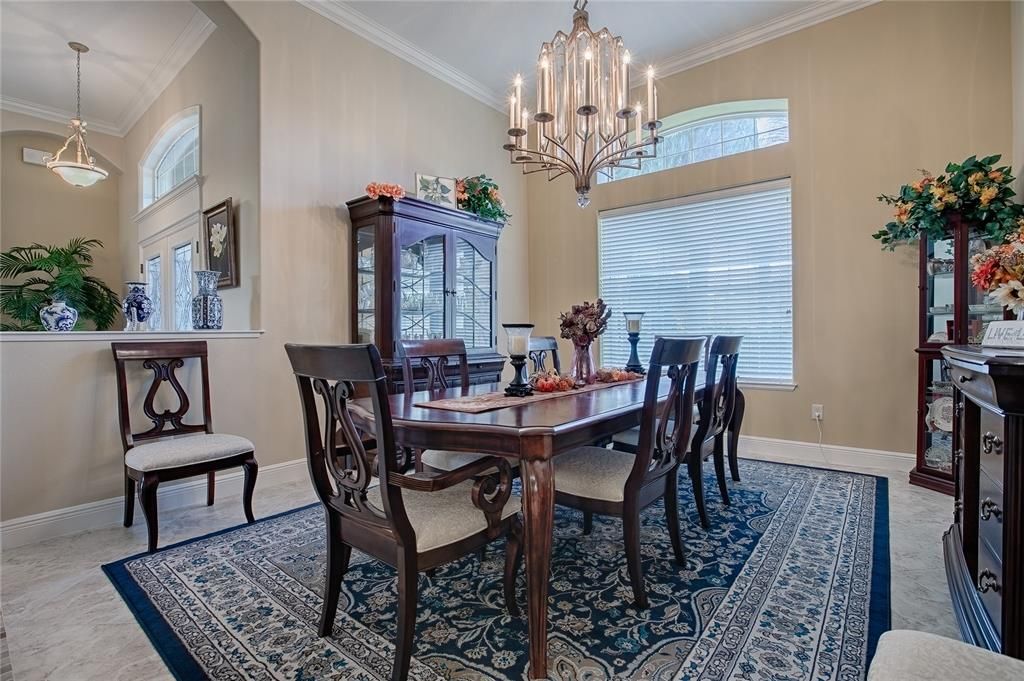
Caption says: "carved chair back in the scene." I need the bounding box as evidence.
[528,336,561,374]
[692,335,742,449]
[286,343,415,538]
[111,341,213,454]
[399,338,470,397]
[628,336,705,492]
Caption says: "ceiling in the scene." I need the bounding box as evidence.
[0,1,214,137]
[310,0,876,110]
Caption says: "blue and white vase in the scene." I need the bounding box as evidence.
[191,270,223,330]
[39,296,78,331]
[123,282,153,331]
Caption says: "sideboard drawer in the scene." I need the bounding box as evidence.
[951,364,996,408]
[977,545,1003,636]
[979,408,1005,487]
[978,469,1004,562]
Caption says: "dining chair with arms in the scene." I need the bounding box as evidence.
[687,335,742,528]
[528,335,561,374]
[285,343,522,681]
[551,336,705,609]
[112,341,258,553]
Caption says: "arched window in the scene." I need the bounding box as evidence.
[140,106,200,209]
[599,99,789,183]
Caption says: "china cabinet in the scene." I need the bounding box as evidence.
[346,195,505,391]
[912,215,1004,494]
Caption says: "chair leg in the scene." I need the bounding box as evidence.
[582,511,593,536]
[622,508,648,610]
[206,471,215,506]
[664,472,687,567]
[318,512,347,637]
[242,456,258,524]
[728,391,745,482]
[139,472,160,552]
[392,553,419,681]
[123,472,135,528]
[504,517,523,616]
[713,435,730,506]
[688,453,709,529]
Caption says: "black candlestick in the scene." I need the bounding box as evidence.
[625,332,645,374]
[505,355,533,396]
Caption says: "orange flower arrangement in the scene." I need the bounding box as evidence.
[365,182,406,200]
[970,218,1024,315]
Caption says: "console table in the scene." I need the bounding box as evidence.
[942,345,1024,659]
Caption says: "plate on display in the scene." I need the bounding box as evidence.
[928,396,954,432]
[927,331,949,343]
[925,442,953,470]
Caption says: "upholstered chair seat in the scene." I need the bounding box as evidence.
[367,480,521,552]
[868,630,1024,681]
[553,446,635,502]
[125,433,255,471]
[420,449,518,472]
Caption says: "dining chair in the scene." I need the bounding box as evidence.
[687,335,742,528]
[112,341,258,553]
[285,343,522,681]
[551,336,705,609]
[528,335,561,374]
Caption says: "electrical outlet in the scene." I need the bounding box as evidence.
[811,404,824,421]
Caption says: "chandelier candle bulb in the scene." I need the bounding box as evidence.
[646,67,655,122]
[618,49,631,113]
[635,104,644,150]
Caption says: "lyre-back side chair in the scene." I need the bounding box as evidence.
[528,336,562,374]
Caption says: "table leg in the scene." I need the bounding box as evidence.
[728,389,745,481]
[521,456,554,680]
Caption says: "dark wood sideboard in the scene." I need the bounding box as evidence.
[942,345,1024,659]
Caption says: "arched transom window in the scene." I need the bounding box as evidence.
[140,106,200,209]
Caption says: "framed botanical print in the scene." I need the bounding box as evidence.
[202,198,239,289]
[415,174,457,209]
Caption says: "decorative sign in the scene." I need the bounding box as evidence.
[982,321,1024,348]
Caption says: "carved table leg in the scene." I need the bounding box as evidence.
[728,389,745,482]
[521,455,555,680]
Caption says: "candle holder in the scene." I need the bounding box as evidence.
[623,311,646,375]
[503,323,534,397]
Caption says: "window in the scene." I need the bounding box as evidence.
[173,242,194,330]
[154,126,198,200]
[599,99,788,183]
[141,227,197,331]
[598,180,793,385]
[146,255,162,331]
[140,106,200,209]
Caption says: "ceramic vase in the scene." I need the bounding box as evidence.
[122,282,153,331]
[570,341,597,385]
[39,296,79,331]
[191,270,223,330]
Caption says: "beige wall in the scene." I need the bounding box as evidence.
[1014,1,1023,195]
[118,4,260,329]
[0,0,528,520]
[527,1,1013,454]
[0,130,122,326]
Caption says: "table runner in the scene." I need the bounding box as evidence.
[414,377,644,413]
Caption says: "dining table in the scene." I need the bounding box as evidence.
[348,377,745,680]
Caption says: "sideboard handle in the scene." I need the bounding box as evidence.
[982,432,1003,455]
[978,569,1001,594]
[958,374,971,383]
[981,498,1003,522]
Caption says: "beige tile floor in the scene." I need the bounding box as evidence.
[0,458,958,681]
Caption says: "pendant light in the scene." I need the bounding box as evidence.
[47,42,108,188]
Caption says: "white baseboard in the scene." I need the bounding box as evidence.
[0,458,308,550]
[738,435,913,473]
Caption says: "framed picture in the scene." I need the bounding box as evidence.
[202,198,240,289]
[415,174,457,209]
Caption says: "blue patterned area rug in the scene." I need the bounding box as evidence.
[103,460,889,680]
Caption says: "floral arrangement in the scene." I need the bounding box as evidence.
[970,219,1024,315]
[559,298,611,347]
[873,155,1023,250]
[365,182,406,200]
[457,175,511,223]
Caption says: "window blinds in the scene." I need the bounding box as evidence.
[598,179,793,384]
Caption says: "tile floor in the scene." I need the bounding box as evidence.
[0,457,958,681]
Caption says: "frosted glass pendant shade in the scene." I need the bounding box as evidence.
[49,161,108,187]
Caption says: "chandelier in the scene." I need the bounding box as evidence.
[504,0,661,207]
[47,42,108,188]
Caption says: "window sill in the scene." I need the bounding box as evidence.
[0,330,264,343]
[738,381,797,392]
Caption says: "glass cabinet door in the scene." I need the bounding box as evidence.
[400,234,446,340]
[921,355,954,475]
[454,238,494,349]
[356,226,375,344]
[924,237,954,344]
[965,235,1002,344]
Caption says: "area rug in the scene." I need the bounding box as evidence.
[103,460,889,680]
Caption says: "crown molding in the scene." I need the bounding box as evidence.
[0,96,121,137]
[297,0,505,111]
[115,8,215,137]
[656,0,880,78]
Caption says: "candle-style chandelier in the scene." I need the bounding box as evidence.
[504,0,661,208]
[47,42,108,188]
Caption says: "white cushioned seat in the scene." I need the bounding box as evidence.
[868,630,1024,681]
[125,433,254,472]
[553,446,635,502]
[366,481,520,553]
[420,449,518,472]
[611,410,699,450]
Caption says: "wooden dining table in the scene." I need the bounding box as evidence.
[349,378,745,680]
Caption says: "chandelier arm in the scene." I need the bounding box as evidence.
[588,131,658,174]
[512,155,574,177]
[513,143,577,172]
[535,133,583,175]
[49,135,75,164]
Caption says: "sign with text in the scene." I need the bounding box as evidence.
[982,321,1024,348]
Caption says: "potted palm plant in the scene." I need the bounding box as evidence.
[0,238,120,331]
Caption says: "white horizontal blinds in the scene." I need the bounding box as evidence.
[598,180,793,383]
